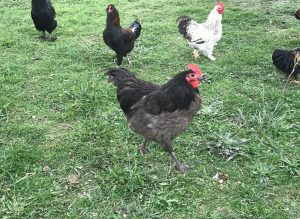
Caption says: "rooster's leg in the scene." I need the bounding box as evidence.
[46,34,57,42]
[39,31,46,39]
[193,50,200,60]
[170,152,188,173]
[207,54,216,61]
[139,138,149,155]
[126,56,132,67]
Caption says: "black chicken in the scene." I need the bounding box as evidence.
[295,8,300,20]
[106,64,203,172]
[103,4,142,67]
[272,48,300,83]
[31,0,57,41]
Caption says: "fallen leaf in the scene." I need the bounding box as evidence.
[68,175,79,184]
[43,166,51,172]
[213,172,229,185]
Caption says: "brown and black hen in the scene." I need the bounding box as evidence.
[106,64,203,172]
[272,48,300,83]
[103,4,142,67]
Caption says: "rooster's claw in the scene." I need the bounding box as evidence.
[176,164,189,173]
[139,147,150,155]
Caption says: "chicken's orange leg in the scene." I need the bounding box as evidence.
[193,50,200,60]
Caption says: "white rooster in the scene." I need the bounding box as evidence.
[177,2,224,61]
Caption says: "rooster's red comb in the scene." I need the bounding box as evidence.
[187,64,203,77]
[217,2,224,9]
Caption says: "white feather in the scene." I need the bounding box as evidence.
[186,6,223,60]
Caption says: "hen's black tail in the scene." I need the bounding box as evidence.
[272,49,299,75]
[177,16,191,39]
[106,68,136,87]
[295,8,300,20]
[130,19,142,39]
[49,19,57,33]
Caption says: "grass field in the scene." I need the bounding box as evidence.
[1,0,300,218]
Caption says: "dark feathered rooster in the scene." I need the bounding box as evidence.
[103,4,142,67]
[272,48,300,84]
[31,0,57,41]
[106,64,203,172]
[295,8,300,20]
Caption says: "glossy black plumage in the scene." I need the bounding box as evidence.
[106,68,199,117]
[272,48,300,79]
[31,0,57,40]
[103,5,142,66]
[295,8,300,20]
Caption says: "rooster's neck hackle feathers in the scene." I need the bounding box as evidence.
[204,9,222,30]
[106,5,120,26]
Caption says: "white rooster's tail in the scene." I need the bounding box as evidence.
[177,16,191,40]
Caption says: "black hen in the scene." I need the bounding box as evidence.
[31,0,57,41]
[272,48,300,83]
[295,8,300,20]
[103,4,142,66]
[106,65,203,172]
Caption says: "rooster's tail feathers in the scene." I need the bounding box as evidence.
[52,20,57,31]
[106,68,136,87]
[177,16,191,39]
[130,19,142,39]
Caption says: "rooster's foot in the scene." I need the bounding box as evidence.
[170,152,188,173]
[176,163,189,173]
[139,146,150,155]
[290,80,300,84]
[207,54,216,61]
[193,50,200,60]
[138,138,149,155]
[39,32,46,40]
[46,35,57,42]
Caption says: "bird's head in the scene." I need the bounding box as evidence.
[185,64,203,89]
[106,4,116,14]
[106,4,120,25]
[215,2,225,14]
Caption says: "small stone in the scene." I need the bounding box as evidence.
[43,166,51,172]
[68,175,79,184]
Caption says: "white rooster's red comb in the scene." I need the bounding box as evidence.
[217,2,224,9]
[187,64,203,77]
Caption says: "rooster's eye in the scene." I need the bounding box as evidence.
[191,73,195,77]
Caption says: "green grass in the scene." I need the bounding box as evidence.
[1,0,300,218]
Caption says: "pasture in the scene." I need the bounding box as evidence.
[0,0,299,218]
